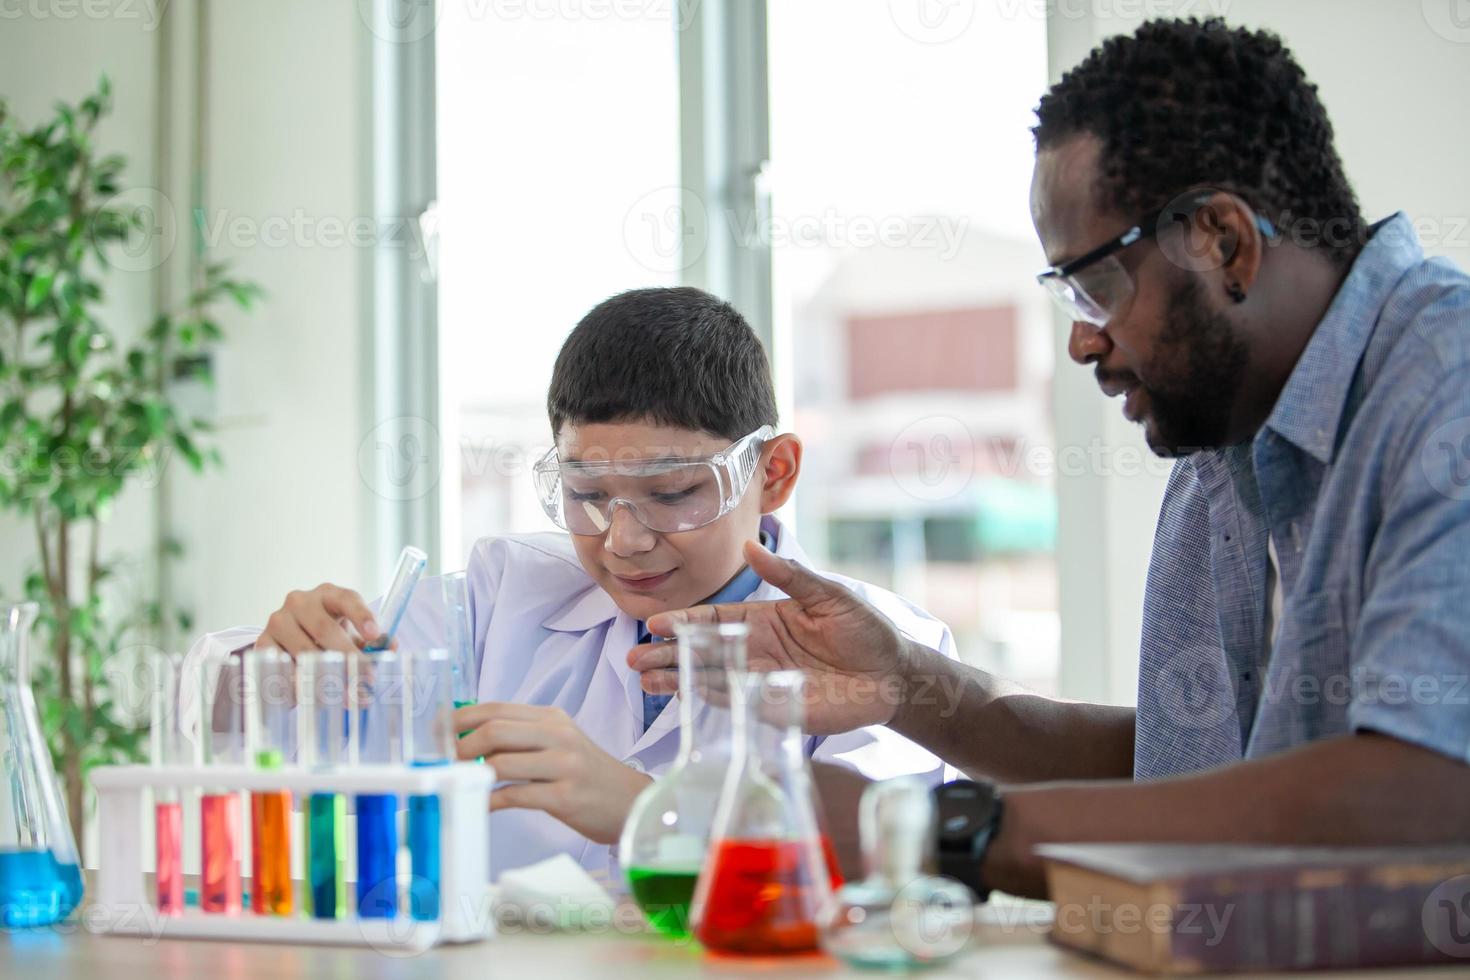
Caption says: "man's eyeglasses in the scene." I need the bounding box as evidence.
[1036,192,1278,329]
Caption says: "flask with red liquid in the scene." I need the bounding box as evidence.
[690,669,842,955]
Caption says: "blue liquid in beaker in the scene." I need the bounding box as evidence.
[0,848,84,928]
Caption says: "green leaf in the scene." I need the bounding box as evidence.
[25,270,54,310]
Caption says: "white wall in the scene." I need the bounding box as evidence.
[169,0,375,636]
[1050,1,1470,705]
[0,4,161,602]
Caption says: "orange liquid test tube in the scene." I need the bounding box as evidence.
[248,650,294,916]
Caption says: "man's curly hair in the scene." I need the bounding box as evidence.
[1033,18,1364,265]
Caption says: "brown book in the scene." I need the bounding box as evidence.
[1037,843,1470,974]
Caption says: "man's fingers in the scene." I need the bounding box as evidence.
[743,540,846,605]
[639,668,679,696]
[626,638,678,673]
[320,586,380,644]
[257,618,314,657]
[644,604,720,640]
[295,605,361,657]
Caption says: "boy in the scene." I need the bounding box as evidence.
[184,287,956,879]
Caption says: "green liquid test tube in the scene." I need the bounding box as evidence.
[297,651,348,919]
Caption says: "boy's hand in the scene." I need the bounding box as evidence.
[454,702,651,844]
[626,539,922,736]
[255,583,383,655]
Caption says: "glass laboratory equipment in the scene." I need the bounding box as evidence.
[0,600,84,928]
[299,651,348,919]
[819,778,976,968]
[355,649,404,918]
[620,623,747,939]
[406,648,455,921]
[200,651,244,914]
[441,572,478,709]
[150,652,186,916]
[691,669,842,955]
[364,546,427,652]
[246,649,294,915]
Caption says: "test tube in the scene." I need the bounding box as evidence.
[356,649,404,918]
[299,652,348,919]
[247,649,294,916]
[363,546,428,652]
[441,571,478,709]
[406,648,454,921]
[200,651,244,914]
[150,653,185,916]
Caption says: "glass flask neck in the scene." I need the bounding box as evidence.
[0,601,39,685]
[672,623,746,769]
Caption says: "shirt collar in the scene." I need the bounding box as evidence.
[542,513,789,633]
[1260,212,1422,464]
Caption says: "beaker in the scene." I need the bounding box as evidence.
[691,669,842,955]
[620,622,747,939]
[0,601,84,928]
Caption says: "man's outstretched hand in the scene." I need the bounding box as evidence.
[626,540,929,735]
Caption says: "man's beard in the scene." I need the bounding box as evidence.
[1133,274,1250,457]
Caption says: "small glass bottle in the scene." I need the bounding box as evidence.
[691,669,842,955]
[298,651,348,919]
[620,622,746,939]
[819,778,976,969]
[0,600,85,928]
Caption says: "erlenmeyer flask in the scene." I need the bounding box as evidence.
[0,600,84,927]
[691,669,842,955]
[620,622,746,939]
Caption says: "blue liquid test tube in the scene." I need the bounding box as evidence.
[363,546,428,652]
[298,652,348,919]
[406,648,455,921]
[442,571,478,709]
[355,650,403,919]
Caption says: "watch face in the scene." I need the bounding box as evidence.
[935,782,993,842]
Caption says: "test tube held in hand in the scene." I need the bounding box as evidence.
[363,546,428,652]
[150,653,185,916]
[441,571,478,708]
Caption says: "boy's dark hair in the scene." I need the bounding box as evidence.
[547,287,778,441]
[1033,17,1364,265]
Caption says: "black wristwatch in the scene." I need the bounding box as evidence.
[932,779,1003,901]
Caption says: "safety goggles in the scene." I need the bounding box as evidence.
[533,426,774,535]
[1036,192,1277,329]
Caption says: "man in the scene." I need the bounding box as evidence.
[628,18,1470,899]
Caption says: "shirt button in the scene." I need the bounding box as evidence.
[624,758,646,773]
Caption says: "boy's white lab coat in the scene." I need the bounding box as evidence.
[183,516,956,879]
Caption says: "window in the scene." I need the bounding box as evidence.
[767,2,1058,692]
[436,6,681,562]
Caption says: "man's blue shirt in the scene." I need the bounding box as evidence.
[1136,213,1470,778]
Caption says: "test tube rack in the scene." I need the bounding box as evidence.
[87,762,495,950]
